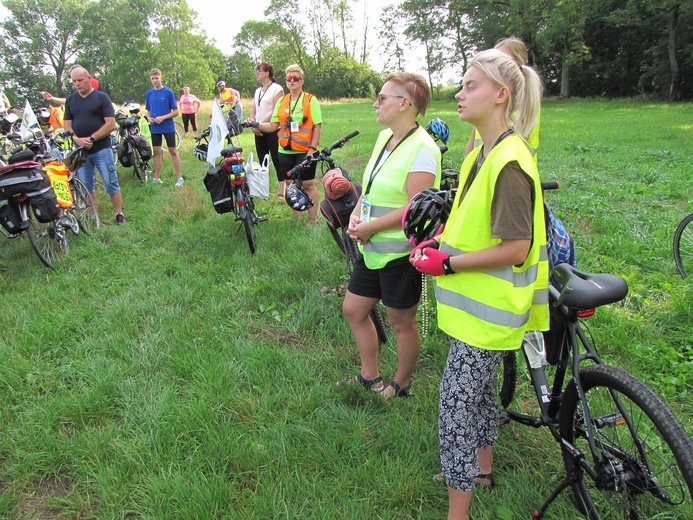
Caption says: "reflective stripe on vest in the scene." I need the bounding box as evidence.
[277,93,314,152]
[435,134,548,350]
[359,126,441,269]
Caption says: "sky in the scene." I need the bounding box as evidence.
[192,0,396,70]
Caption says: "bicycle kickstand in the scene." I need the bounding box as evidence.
[532,475,576,519]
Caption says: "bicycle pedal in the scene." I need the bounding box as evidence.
[498,411,510,425]
[257,213,269,222]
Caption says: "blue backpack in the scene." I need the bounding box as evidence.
[544,204,577,289]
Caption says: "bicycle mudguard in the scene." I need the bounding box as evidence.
[553,264,628,310]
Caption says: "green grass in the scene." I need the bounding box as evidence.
[0,98,691,518]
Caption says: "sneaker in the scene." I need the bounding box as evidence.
[115,213,127,225]
[152,178,163,184]
[175,178,184,187]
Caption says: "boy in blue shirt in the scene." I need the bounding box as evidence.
[146,68,183,186]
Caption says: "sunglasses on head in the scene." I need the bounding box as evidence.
[286,76,303,82]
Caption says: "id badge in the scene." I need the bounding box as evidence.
[360,198,371,222]
[290,121,299,132]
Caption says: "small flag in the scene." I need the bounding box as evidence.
[19,99,39,134]
[206,101,229,166]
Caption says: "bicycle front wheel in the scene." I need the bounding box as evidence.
[240,191,257,254]
[342,231,389,345]
[26,213,68,268]
[496,350,517,409]
[560,364,693,519]
[673,213,693,279]
[70,177,100,236]
[128,148,145,182]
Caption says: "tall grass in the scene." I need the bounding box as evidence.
[0,97,691,519]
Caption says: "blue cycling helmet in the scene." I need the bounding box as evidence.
[425,118,450,144]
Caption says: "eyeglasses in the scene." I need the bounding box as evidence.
[376,94,405,104]
[286,76,303,82]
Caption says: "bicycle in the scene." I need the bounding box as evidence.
[286,130,389,346]
[197,125,266,255]
[673,213,692,278]
[494,261,693,518]
[114,102,153,182]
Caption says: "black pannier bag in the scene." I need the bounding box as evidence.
[0,162,60,223]
[134,135,152,161]
[0,200,26,234]
[116,142,132,167]
[203,167,234,214]
[319,181,362,231]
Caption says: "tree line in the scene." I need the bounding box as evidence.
[0,0,690,109]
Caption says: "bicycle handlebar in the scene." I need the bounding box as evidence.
[287,130,359,179]
[541,181,560,191]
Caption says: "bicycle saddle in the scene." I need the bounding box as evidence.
[220,145,243,157]
[553,264,628,310]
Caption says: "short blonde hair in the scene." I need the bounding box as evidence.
[285,64,304,78]
[384,72,431,117]
[149,68,162,77]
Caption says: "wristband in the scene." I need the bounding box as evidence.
[442,257,455,275]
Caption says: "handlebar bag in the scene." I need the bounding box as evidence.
[319,181,362,231]
[203,167,234,214]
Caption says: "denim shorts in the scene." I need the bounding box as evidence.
[77,147,120,195]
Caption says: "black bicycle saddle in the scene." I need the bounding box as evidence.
[552,264,628,310]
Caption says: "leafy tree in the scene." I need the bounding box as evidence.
[379,4,407,73]
[0,0,86,104]
[402,0,449,88]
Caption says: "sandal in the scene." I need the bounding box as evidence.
[382,380,410,400]
[277,193,285,200]
[336,373,384,392]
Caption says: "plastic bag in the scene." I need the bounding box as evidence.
[244,152,270,199]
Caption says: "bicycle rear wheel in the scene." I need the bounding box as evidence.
[673,213,693,279]
[560,364,693,519]
[342,231,389,345]
[128,147,145,182]
[70,177,100,236]
[26,213,68,268]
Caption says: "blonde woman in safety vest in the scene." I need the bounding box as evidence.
[256,64,322,223]
[338,72,441,401]
[411,50,547,520]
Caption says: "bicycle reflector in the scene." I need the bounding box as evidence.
[577,309,595,318]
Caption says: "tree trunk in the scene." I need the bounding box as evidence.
[560,51,570,98]
[668,2,681,100]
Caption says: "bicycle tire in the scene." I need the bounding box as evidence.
[240,189,257,254]
[128,148,145,182]
[163,123,182,151]
[342,231,389,345]
[26,212,68,268]
[496,350,517,409]
[673,213,693,279]
[70,177,100,236]
[559,364,693,519]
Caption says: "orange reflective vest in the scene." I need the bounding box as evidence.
[48,106,64,130]
[277,92,315,152]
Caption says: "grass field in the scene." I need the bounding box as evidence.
[0,97,691,519]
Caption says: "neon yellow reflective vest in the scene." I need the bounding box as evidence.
[361,126,441,269]
[434,134,548,350]
[474,106,541,162]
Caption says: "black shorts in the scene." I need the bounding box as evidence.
[347,254,422,309]
[151,132,177,148]
[279,152,316,181]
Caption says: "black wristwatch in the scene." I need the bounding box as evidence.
[89,135,96,143]
[442,257,455,275]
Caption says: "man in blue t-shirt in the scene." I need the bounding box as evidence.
[63,66,126,225]
[145,68,183,186]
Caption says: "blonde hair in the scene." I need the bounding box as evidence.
[384,72,431,117]
[469,49,542,141]
[149,68,162,77]
[495,37,528,66]
[285,64,304,78]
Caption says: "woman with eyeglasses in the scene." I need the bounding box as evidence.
[248,63,284,198]
[338,72,441,400]
[254,64,322,220]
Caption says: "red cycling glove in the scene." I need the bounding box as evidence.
[413,247,453,277]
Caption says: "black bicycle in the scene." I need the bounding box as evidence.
[114,102,153,182]
[673,213,692,279]
[494,261,693,518]
[287,131,389,346]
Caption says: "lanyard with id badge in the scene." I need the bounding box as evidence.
[361,126,419,223]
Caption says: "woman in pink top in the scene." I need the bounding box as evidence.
[178,86,201,137]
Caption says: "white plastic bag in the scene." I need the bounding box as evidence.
[244,152,270,199]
